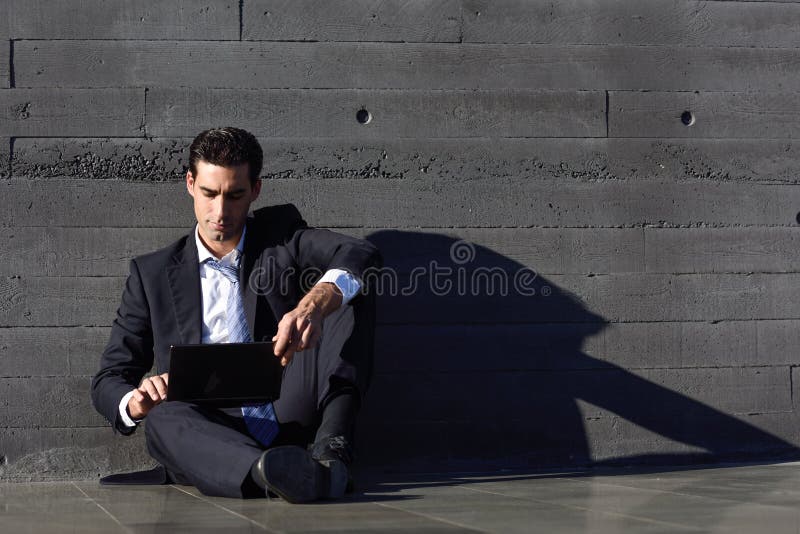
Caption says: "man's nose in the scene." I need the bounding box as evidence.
[213,197,231,220]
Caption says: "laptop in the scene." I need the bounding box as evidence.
[167,342,283,406]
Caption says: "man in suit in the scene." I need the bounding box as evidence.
[91,127,381,502]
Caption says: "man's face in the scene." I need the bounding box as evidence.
[187,160,261,250]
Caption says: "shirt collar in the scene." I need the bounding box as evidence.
[195,224,246,266]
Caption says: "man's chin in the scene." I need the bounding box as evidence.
[200,223,242,245]
[202,228,226,243]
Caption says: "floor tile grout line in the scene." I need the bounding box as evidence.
[70,482,132,533]
[560,476,800,511]
[372,501,492,533]
[170,485,284,534]
[460,485,703,532]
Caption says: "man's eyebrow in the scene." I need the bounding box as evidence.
[198,186,247,195]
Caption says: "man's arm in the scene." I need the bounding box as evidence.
[316,268,362,305]
[272,279,345,365]
[91,258,155,435]
[288,226,381,283]
[273,222,382,363]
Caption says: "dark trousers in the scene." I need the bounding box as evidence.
[145,300,371,498]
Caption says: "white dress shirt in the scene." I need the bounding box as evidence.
[118,225,362,427]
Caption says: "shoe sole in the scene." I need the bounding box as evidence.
[317,457,348,499]
[260,446,348,504]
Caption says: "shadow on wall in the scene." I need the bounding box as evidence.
[357,230,799,470]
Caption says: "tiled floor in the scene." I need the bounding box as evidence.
[3,462,800,533]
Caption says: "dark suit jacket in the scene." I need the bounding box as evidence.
[91,204,381,435]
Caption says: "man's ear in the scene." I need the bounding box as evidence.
[251,178,262,200]
[186,171,195,197]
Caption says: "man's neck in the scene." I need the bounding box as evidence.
[198,230,242,260]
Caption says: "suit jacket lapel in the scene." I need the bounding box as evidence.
[166,235,202,345]
[240,219,260,340]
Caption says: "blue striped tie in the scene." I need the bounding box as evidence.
[205,258,279,447]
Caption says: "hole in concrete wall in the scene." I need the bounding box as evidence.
[681,111,695,126]
[356,109,372,125]
[796,212,800,225]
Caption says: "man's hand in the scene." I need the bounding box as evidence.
[273,282,343,366]
[127,373,169,420]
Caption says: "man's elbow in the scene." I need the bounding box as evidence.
[364,241,383,270]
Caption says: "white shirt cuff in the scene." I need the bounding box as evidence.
[118,389,140,428]
[316,269,362,305]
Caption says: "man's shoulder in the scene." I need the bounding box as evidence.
[249,203,307,239]
[131,233,192,272]
[251,203,305,227]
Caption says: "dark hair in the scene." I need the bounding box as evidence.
[188,127,263,186]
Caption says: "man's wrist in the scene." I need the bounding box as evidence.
[118,389,140,428]
[300,283,341,317]
[316,269,362,305]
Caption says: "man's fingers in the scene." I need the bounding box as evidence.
[273,336,288,357]
[295,315,311,331]
[273,323,292,357]
[293,313,319,350]
[129,389,155,420]
[160,372,169,385]
[279,343,297,364]
[275,311,319,359]
[299,324,315,351]
[275,318,303,357]
[132,389,146,403]
[151,376,168,399]
[141,379,163,402]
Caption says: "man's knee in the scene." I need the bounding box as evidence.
[145,400,174,421]
[143,401,188,438]
[143,403,166,441]
[321,304,355,336]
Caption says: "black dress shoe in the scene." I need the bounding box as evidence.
[311,435,355,493]
[311,435,353,463]
[253,446,348,504]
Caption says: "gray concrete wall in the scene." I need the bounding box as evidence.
[2,0,800,480]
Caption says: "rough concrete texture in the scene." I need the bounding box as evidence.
[13,138,800,184]
[8,0,239,40]
[372,321,770,374]
[0,226,647,278]
[1,227,187,276]
[0,3,7,42]
[0,326,109,377]
[369,273,800,324]
[462,0,800,47]
[0,428,151,481]
[243,0,462,42]
[645,227,800,273]
[12,138,187,181]
[15,41,800,93]
[0,42,8,89]
[1,89,145,137]
[145,88,606,138]
[610,91,800,139]
[4,178,800,228]
[3,1,800,482]
[0,139,9,178]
